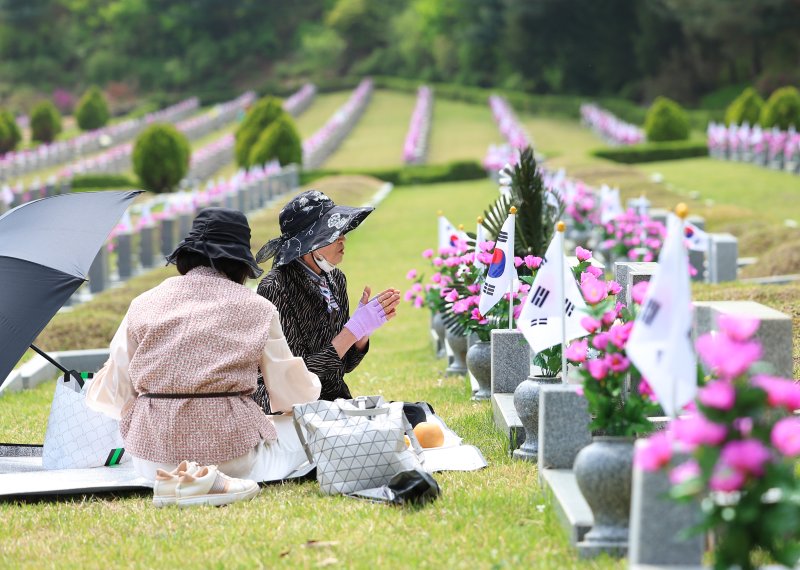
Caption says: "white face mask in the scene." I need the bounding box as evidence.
[313,254,337,274]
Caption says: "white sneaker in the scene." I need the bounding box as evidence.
[175,465,260,508]
[153,460,201,507]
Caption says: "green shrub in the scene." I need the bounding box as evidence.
[644,97,690,142]
[759,86,800,130]
[235,96,285,167]
[725,87,764,126]
[300,160,486,187]
[132,123,190,193]
[592,140,708,164]
[0,110,21,153]
[248,115,302,166]
[30,100,62,143]
[71,173,136,190]
[75,86,110,131]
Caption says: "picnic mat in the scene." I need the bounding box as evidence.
[0,407,486,499]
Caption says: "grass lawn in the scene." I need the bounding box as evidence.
[427,99,498,165]
[0,178,625,570]
[294,91,353,140]
[324,90,416,170]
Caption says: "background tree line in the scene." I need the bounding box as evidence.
[0,0,798,112]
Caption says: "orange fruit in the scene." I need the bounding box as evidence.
[413,421,445,448]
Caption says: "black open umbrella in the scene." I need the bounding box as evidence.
[0,190,142,387]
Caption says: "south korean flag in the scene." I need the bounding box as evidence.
[627,213,697,417]
[438,214,468,251]
[478,210,517,316]
[599,185,623,224]
[683,221,709,252]
[518,234,589,352]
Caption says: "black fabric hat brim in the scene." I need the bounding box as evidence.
[265,204,374,267]
[167,241,263,279]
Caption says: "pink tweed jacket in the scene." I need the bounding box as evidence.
[119,266,278,464]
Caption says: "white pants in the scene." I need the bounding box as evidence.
[131,416,310,483]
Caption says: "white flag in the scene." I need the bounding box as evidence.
[600,185,623,224]
[478,212,517,316]
[626,214,697,417]
[438,215,466,251]
[518,234,589,352]
[683,221,709,252]
[1,184,13,206]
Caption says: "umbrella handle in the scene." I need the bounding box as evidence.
[29,344,69,375]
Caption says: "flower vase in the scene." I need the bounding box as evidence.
[573,436,634,557]
[466,339,491,400]
[445,329,468,376]
[432,311,446,359]
[512,375,561,461]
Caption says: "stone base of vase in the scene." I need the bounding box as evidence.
[512,445,537,462]
[471,388,491,401]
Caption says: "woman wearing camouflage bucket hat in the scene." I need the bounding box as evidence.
[254,189,400,403]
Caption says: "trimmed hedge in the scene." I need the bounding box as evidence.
[760,86,800,130]
[0,110,21,153]
[30,100,63,143]
[248,114,303,167]
[725,87,764,126]
[235,96,286,167]
[71,173,137,190]
[75,86,110,131]
[300,159,486,187]
[645,96,690,142]
[133,123,190,193]
[592,141,708,164]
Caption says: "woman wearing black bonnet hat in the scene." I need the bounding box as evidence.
[254,189,401,405]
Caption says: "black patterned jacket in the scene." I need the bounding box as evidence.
[254,260,368,406]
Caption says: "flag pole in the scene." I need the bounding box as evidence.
[508,207,517,330]
[556,220,568,381]
[673,201,689,418]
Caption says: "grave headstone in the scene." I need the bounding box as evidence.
[614,261,658,308]
[88,247,108,294]
[160,218,176,257]
[139,225,156,269]
[490,329,530,394]
[115,232,134,280]
[177,213,193,240]
[538,384,592,472]
[629,442,704,567]
[708,233,738,283]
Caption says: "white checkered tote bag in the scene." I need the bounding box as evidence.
[293,396,423,495]
[42,372,128,470]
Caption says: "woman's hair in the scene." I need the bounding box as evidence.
[175,250,250,284]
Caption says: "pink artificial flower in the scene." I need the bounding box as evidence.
[413,296,424,309]
[601,309,617,327]
[733,417,753,438]
[445,289,459,303]
[720,439,771,476]
[587,358,609,380]
[477,252,493,265]
[575,246,592,261]
[696,333,761,380]
[422,248,434,259]
[638,378,656,401]
[580,275,608,304]
[605,353,630,373]
[669,459,701,485]
[752,375,800,411]
[717,314,760,342]
[710,461,746,492]
[607,322,633,349]
[581,316,602,334]
[771,417,800,457]
[565,339,589,363]
[470,308,488,325]
[404,290,414,302]
[467,283,481,294]
[432,257,444,267]
[524,255,542,269]
[412,283,423,293]
[513,303,523,320]
[513,256,524,268]
[583,265,603,279]
[431,272,443,284]
[479,240,495,253]
[672,415,727,448]
[452,299,470,314]
[575,385,584,397]
[634,431,672,472]
[642,251,654,262]
[606,280,622,296]
[592,332,610,351]
[406,269,417,280]
[631,281,650,305]
[698,380,736,411]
